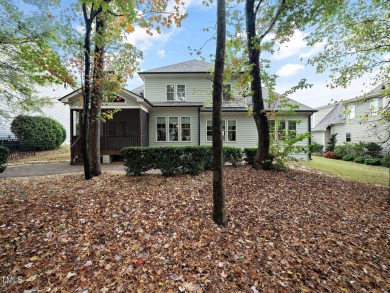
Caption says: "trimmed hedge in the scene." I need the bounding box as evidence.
[121,146,243,176]
[364,158,382,166]
[342,154,352,161]
[0,146,9,173]
[243,148,257,166]
[353,157,365,164]
[11,115,66,150]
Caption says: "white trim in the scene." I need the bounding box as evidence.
[69,105,149,113]
[206,119,237,143]
[156,116,167,142]
[165,84,187,101]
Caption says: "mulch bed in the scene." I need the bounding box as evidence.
[0,166,388,292]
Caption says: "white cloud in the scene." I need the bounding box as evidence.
[277,64,304,77]
[272,30,308,60]
[299,40,326,59]
[384,54,390,61]
[123,27,174,52]
[157,50,166,58]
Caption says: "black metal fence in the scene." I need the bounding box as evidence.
[0,138,36,159]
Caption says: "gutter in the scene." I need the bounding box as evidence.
[308,113,313,160]
[198,107,201,146]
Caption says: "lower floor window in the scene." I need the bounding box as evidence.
[269,119,298,140]
[346,132,351,142]
[206,120,236,142]
[157,116,191,142]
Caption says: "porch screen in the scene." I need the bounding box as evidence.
[157,117,166,141]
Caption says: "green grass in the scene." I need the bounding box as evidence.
[301,156,389,186]
[10,145,70,164]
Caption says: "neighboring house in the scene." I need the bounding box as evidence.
[59,60,316,164]
[311,84,389,153]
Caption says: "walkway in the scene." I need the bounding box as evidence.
[0,162,126,178]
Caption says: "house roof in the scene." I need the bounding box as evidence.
[139,59,214,74]
[312,103,344,131]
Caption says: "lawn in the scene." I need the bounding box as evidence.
[300,156,389,186]
[0,166,388,292]
[10,144,70,165]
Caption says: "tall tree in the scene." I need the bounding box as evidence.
[212,0,227,226]
[64,0,187,179]
[0,0,73,121]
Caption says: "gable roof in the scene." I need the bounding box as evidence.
[312,103,344,131]
[139,59,214,74]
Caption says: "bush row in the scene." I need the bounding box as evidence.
[323,151,388,166]
[0,146,9,173]
[11,115,66,150]
[121,146,246,176]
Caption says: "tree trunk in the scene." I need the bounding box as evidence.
[212,0,227,227]
[82,4,92,180]
[245,0,272,170]
[88,12,105,177]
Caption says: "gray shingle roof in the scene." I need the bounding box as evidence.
[139,60,214,74]
[312,103,344,131]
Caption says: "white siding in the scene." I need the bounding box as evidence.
[312,104,334,127]
[148,107,199,146]
[144,76,245,107]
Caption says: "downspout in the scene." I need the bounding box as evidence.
[198,107,201,146]
[308,112,313,160]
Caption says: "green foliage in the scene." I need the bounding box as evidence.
[325,134,337,152]
[353,157,365,164]
[121,146,245,176]
[11,115,66,151]
[364,158,382,166]
[323,152,335,159]
[342,155,352,161]
[364,142,382,158]
[243,148,257,166]
[382,155,390,168]
[334,143,354,159]
[309,142,323,155]
[0,146,9,173]
[223,147,243,166]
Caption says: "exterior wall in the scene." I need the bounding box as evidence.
[199,112,311,159]
[312,104,334,127]
[148,107,199,146]
[143,75,245,107]
[0,119,14,138]
[311,131,324,147]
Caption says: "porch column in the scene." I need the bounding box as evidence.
[139,109,142,146]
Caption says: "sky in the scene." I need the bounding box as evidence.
[120,0,378,109]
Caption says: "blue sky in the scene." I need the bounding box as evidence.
[123,0,378,108]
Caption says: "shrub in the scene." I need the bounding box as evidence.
[243,148,257,165]
[364,142,382,158]
[325,134,337,152]
[0,146,9,173]
[334,143,354,159]
[223,147,243,166]
[309,142,323,155]
[364,158,382,166]
[353,157,365,164]
[342,155,352,161]
[11,115,66,150]
[323,151,335,159]
[121,146,212,176]
[382,155,390,167]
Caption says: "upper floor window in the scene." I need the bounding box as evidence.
[166,84,186,101]
[206,120,236,142]
[345,104,355,119]
[223,84,232,103]
[370,99,379,115]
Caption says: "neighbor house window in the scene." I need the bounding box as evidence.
[166,85,175,101]
[269,120,298,140]
[345,104,355,119]
[268,120,275,140]
[223,84,232,103]
[177,85,186,101]
[346,132,351,142]
[206,120,236,142]
[181,117,191,141]
[370,99,379,115]
[166,85,186,101]
[277,120,286,140]
[157,117,167,141]
[169,117,179,141]
[288,121,297,137]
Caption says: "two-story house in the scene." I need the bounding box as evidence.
[311,84,389,153]
[60,60,316,164]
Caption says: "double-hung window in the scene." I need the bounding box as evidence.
[370,99,379,116]
[346,132,351,142]
[223,84,232,103]
[206,120,236,142]
[269,120,298,140]
[345,104,355,119]
[166,85,186,101]
[157,116,191,142]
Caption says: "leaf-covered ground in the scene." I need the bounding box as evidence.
[0,166,388,292]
